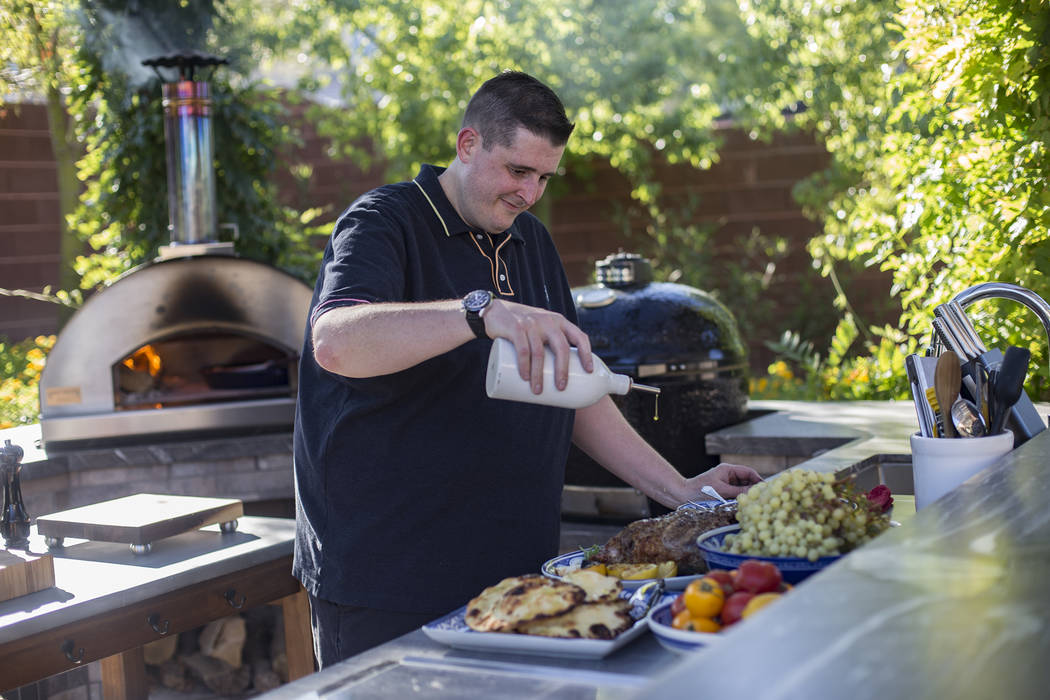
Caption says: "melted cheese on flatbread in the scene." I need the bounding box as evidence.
[515,600,633,639]
[465,574,584,632]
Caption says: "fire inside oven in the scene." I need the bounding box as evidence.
[115,332,296,410]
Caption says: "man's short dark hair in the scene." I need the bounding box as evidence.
[462,71,575,150]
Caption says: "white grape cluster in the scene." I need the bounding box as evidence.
[723,469,888,561]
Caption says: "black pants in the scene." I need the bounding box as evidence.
[307,592,437,668]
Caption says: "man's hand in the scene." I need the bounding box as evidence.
[482,298,593,394]
[688,463,763,500]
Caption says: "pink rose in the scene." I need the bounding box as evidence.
[866,484,893,512]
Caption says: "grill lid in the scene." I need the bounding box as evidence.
[573,252,747,378]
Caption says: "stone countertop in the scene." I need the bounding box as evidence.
[710,399,931,462]
[255,400,1050,700]
[0,516,295,644]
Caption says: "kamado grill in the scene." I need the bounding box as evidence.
[37,52,312,449]
[564,252,750,520]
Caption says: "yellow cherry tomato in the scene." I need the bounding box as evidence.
[691,616,722,633]
[683,577,725,618]
[671,609,694,630]
[671,609,722,633]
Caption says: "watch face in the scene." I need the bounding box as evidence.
[464,290,492,312]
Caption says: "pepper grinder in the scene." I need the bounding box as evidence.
[2,438,30,549]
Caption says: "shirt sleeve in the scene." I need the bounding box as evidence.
[310,199,408,329]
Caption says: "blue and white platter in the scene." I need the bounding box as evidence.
[421,605,649,659]
[543,499,731,591]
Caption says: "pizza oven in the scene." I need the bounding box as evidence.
[564,252,750,520]
[37,52,312,449]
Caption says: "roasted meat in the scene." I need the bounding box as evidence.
[590,506,737,575]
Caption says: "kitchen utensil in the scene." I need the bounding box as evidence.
[946,301,988,354]
[700,485,729,505]
[925,387,946,437]
[989,346,1031,435]
[933,307,978,360]
[950,397,986,437]
[972,348,1044,445]
[906,354,938,437]
[960,370,987,428]
[1,439,30,549]
[932,317,967,359]
[627,578,666,620]
[935,351,962,438]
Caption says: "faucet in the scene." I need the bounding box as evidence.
[941,282,1050,445]
[952,282,1050,336]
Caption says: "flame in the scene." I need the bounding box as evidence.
[123,344,162,376]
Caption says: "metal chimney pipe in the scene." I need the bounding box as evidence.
[162,78,217,246]
[143,52,231,258]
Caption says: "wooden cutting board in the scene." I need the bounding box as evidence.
[35,493,244,546]
[0,548,55,603]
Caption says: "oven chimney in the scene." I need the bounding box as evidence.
[142,51,233,259]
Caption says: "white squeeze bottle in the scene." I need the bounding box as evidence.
[485,337,660,409]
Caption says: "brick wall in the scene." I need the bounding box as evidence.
[0,103,62,340]
[0,102,894,370]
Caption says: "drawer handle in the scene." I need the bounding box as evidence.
[148,613,170,635]
[224,588,246,609]
[61,639,85,664]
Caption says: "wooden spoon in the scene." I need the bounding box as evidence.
[935,351,961,438]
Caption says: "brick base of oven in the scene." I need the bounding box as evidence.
[4,424,295,520]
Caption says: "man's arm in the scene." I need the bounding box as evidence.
[312,297,593,382]
[572,396,762,508]
[312,300,470,377]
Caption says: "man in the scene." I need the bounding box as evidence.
[293,70,761,667]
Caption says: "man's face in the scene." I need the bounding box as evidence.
[456,125,565,234]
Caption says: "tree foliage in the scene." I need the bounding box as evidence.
[730,0,1050,399]
[226,0,836,357]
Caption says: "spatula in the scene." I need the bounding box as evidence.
[934,351,961,438]
[989,346,1030,435]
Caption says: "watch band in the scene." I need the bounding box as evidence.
[462,290,493,340]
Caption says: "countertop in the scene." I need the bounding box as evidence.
[255,400,1050,700]
[0,516,295,644]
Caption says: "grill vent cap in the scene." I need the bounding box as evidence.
[594,252,653,289]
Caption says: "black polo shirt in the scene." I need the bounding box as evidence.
[293,164,578,615]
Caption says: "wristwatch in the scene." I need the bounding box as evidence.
[462,289,494,339]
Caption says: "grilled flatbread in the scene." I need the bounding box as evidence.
[515,600,634,639]
[464,576,523,631]
[562,569,622,603]
[465,574,584,632]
